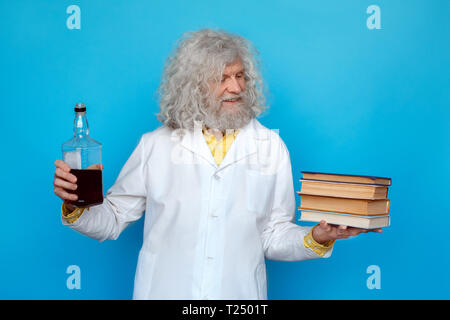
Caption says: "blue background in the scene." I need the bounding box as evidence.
[1,0,449,299]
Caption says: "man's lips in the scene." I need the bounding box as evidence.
[221,97,241,104]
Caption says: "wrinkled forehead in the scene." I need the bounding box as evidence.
[223,58,245,76]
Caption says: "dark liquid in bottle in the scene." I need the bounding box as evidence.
[68,169,103,208]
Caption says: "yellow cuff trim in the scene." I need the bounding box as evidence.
[61,202,85,224]
[304,226,335,257]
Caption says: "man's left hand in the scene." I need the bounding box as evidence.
[312,220,382,244]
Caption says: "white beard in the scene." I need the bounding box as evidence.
[203,92,255,131]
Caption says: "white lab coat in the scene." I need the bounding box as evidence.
[62,118,332,299]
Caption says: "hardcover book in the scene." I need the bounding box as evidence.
[301,171,392,186]
[299,209,390,229]
[298,193,390,216]
[299,179,388,200]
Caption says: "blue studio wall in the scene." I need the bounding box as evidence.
[0,0,449,299]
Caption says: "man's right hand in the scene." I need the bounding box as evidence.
[53,160,78,212]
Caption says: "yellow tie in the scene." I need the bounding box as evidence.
[202,128,240,166]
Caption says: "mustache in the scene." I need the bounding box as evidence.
[220,93,244,102]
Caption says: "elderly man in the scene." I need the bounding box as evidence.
[53,29,380,300]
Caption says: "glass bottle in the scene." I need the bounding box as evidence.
[62,103,103,207]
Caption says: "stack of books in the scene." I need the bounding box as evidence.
[297,171,391,229]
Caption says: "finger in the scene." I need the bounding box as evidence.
[336,225,347,236]
[320,220,332,232]
[54,160,71,172]
[55,168,77,183]
[87,163,103,170]
[54,186,78,201]
[369,228,383,233]
[347,227,366,236]
[349,229,363,237]
[54,177,77,191]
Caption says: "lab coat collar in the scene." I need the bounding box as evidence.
[178,118,266,170]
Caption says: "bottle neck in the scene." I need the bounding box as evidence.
[73,112,89,138]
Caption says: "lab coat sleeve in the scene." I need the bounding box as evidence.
[62,135,148,242]
[261,140,333,261]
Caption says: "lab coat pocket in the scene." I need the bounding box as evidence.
[245,170,275,215]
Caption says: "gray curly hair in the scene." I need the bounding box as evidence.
[157,29,267,130]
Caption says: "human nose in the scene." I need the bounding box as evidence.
[226,77,242,94]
